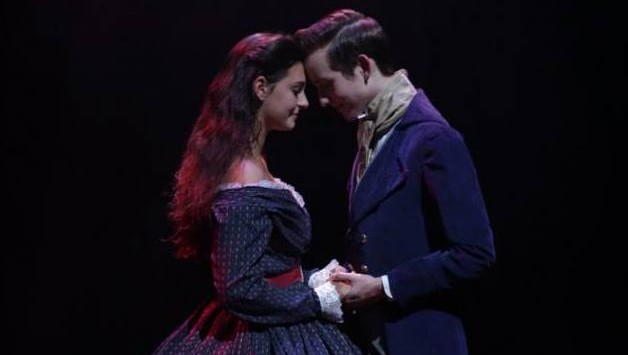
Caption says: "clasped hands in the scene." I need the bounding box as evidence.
[329,264,385,309]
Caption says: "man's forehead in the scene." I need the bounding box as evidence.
[305,49,334,80]
[306,46,331,66]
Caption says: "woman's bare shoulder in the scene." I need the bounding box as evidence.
[224,157,272,184]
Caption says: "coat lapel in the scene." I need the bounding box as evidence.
[349,89,442,225]
[350,128,407,224]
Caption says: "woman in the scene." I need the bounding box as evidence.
[153,32,360,354]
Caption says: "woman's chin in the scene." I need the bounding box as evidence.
[284,116,298,130]
[274,120,296,131]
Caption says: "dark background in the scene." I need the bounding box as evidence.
[2,0,623,354]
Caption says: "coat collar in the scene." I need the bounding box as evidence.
[349,89,449,224]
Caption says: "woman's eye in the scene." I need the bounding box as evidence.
[292,85,304,95]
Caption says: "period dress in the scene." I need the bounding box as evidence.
[153,179,360,354]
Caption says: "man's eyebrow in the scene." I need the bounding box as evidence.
[314,78,331,86]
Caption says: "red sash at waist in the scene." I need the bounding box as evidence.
[264,265,303,288]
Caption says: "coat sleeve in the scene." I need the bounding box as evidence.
[211,202,322,325]
[387,125,496,306]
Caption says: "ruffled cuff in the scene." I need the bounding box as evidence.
[308,259,339,289]
[313,281,343,323]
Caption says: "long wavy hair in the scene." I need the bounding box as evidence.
[168,33,304,260]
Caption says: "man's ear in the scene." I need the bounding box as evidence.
[253,75,269,101]
[357,54,372,84]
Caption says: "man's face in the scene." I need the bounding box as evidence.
[304,46,371,120]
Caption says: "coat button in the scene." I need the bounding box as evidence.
[360,264,369,273]
[360,233,368,244]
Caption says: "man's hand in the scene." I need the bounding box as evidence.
[330,272,385,309]
[331,264,348,274]
[330,265,352,297]
[332,280,352,298]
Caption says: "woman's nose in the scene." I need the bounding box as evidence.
[298,92,309,109]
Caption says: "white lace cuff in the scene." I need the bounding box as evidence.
[308,259,339,289]
[314,281,343,323]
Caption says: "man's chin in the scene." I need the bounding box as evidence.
[338,109,356,121]
[343,111,365,122]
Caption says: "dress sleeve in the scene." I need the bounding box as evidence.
[210,202,323,325]
[388,126,496,306]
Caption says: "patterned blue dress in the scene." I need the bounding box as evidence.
[153,180,361,354]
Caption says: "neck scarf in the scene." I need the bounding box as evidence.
[354,70,417,183]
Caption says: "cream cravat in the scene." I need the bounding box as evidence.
[354,70,417,185]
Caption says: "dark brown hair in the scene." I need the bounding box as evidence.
[168,33,303,260]
[295,8,395,76]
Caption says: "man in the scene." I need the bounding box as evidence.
[296,9,496,355]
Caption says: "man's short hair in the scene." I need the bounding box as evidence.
[295,8,395,76]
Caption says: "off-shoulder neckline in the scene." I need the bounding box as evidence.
[217,178,305,207]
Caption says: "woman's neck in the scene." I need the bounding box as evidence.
[225,155,272,184]
[252,118,268,156]
[223,117,271,184]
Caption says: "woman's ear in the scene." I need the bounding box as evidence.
[253,75,269,101]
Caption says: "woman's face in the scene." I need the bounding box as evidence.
[257,62,309,131]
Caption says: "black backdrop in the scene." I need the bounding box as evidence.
[2,1,623,354]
